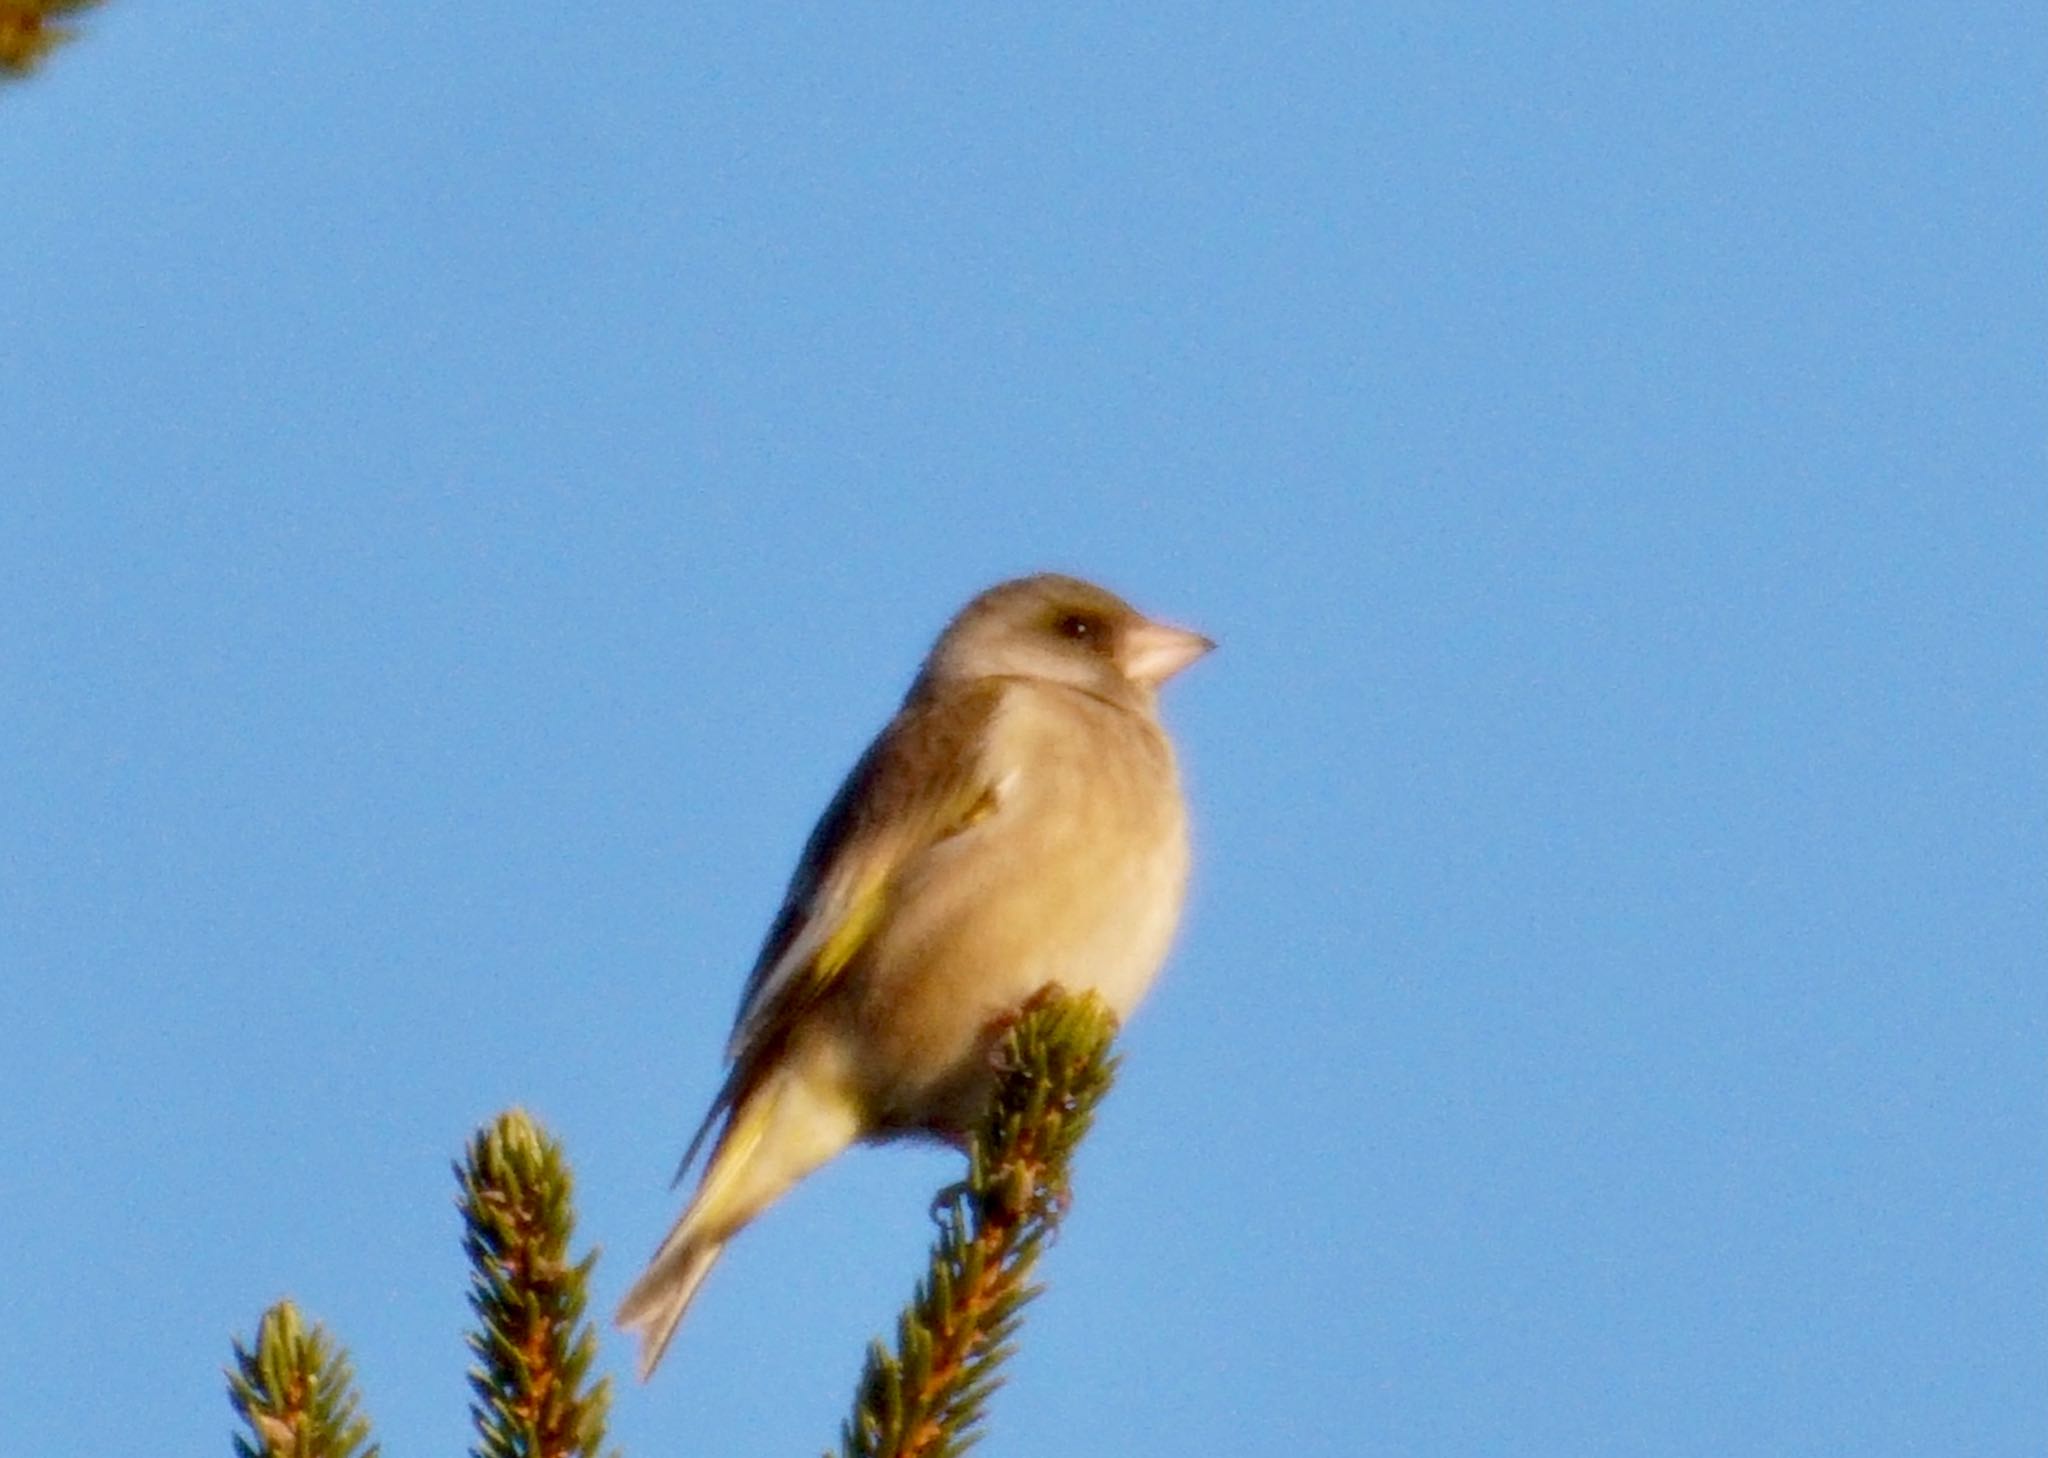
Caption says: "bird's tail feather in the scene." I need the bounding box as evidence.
[616,1229,725,1381]
[616,1057,862,1379]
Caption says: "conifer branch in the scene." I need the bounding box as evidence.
[458,1108,616,1458]
[227,1301,379,1458]
[226,1027,1114,1458]
[835,988,1122,1458]
[0,0,99,77]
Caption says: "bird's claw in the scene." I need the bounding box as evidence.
[927,1178,973,1225]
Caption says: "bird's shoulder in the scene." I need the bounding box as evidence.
[835,675,1014,840]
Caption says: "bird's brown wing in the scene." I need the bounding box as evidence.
[672,679,1009,1183]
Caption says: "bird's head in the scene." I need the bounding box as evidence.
[918,573,1214,709]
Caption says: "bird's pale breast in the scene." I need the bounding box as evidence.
[846,679,1189,1133]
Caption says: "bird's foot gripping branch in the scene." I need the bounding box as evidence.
[225,990,1122,1458]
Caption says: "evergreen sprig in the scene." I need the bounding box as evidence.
[227,1015,1119,1458]
[227,1301,379,1458]
[458,1108,615,1458]
[0,0,99,76]
[836,988,1122,1458]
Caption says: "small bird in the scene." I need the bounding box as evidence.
[616,572,1212,1379]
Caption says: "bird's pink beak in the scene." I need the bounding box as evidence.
[1120,619,1216,687]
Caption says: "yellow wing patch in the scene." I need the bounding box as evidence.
[816,872,887,979]
[952,781,1001,833]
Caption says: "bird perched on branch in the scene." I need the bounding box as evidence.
[617,572,1212,1379]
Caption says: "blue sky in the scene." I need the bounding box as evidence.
[3,6,2041,1455]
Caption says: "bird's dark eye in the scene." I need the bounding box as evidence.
[1056,612,1098,642]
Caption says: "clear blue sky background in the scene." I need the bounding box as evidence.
[3,7,2041,1456]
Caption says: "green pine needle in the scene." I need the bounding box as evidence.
[835,987,1122,1458]
[458,1108,616,1458]
[227,1301,379,1458]
[0,0,99,77]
